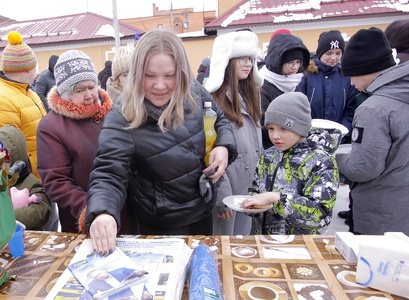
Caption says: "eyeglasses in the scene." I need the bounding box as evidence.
[284,60,302,68]
[238,56,256,66]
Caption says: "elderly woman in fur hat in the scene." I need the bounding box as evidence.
[36,50,113,233]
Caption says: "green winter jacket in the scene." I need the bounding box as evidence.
[0,125,51,230]
[249,127,341,235]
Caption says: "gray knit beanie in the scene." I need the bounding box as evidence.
[264,92,311,137]
[54,50,98,97]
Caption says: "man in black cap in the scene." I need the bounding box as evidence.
[336,27,409,235]
[298,30,356,144]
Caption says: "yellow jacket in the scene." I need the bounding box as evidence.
[0,75,46,180]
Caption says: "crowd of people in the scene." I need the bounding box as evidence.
[1,19,408,251]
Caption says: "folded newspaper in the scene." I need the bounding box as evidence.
[67,246,149,299]
[47,238,192,300]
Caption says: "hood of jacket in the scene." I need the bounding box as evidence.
[0,125,28,165]
[366,60,409,105]
[48,55,59,73]
[265,34,310,75]
[293,127,342,155]
[47,86,112,120]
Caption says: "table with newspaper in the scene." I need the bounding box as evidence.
[0,231,405,299]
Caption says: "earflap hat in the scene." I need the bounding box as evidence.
[205,31,264,93]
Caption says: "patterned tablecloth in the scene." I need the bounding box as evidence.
[0,232,405,300]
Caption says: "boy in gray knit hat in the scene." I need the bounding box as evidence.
[242,91,341,235]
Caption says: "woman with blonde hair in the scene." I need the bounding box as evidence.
[86,29,237,255]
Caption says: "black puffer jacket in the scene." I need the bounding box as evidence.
[86,81,237,232]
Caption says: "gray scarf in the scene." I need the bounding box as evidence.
[260,65,304,93]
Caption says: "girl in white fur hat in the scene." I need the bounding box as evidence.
[205,30,264,235]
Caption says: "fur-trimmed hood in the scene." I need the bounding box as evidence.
[47,86,112,120]
[306,59,319,74]
[306,58,341,75]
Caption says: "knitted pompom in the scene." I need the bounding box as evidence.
[7,31,23,45]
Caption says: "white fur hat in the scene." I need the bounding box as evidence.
[205,31,264,93]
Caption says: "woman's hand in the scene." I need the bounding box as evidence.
[89,213,117,256]
[204,146,229,181]
[242,192,280,208]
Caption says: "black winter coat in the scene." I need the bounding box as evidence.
[86,81,237,232]
[98,61,112,90]
[34,69,55,112]
[261,34,309,149]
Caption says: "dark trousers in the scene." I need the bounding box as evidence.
[137,214,213,235]
[346,181,360,233]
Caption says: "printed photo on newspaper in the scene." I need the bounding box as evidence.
[116,238,192,300]
[67,245,149,299]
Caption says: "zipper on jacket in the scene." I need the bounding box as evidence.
[262,152,284,234]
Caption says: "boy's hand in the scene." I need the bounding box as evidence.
[241,192,280,209]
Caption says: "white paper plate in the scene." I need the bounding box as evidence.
[259,235,295,244]
[311,119,349,136]
[231,246,257,258]
[223,195,273,213]
[336,270,366,288]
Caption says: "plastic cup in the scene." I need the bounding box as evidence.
[8,224,25,258]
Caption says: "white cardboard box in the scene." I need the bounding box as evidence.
[356,233,409,298]
[335,232,359,263]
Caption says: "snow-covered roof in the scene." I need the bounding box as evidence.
[205,0,409,33]
[0,12,143,48]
